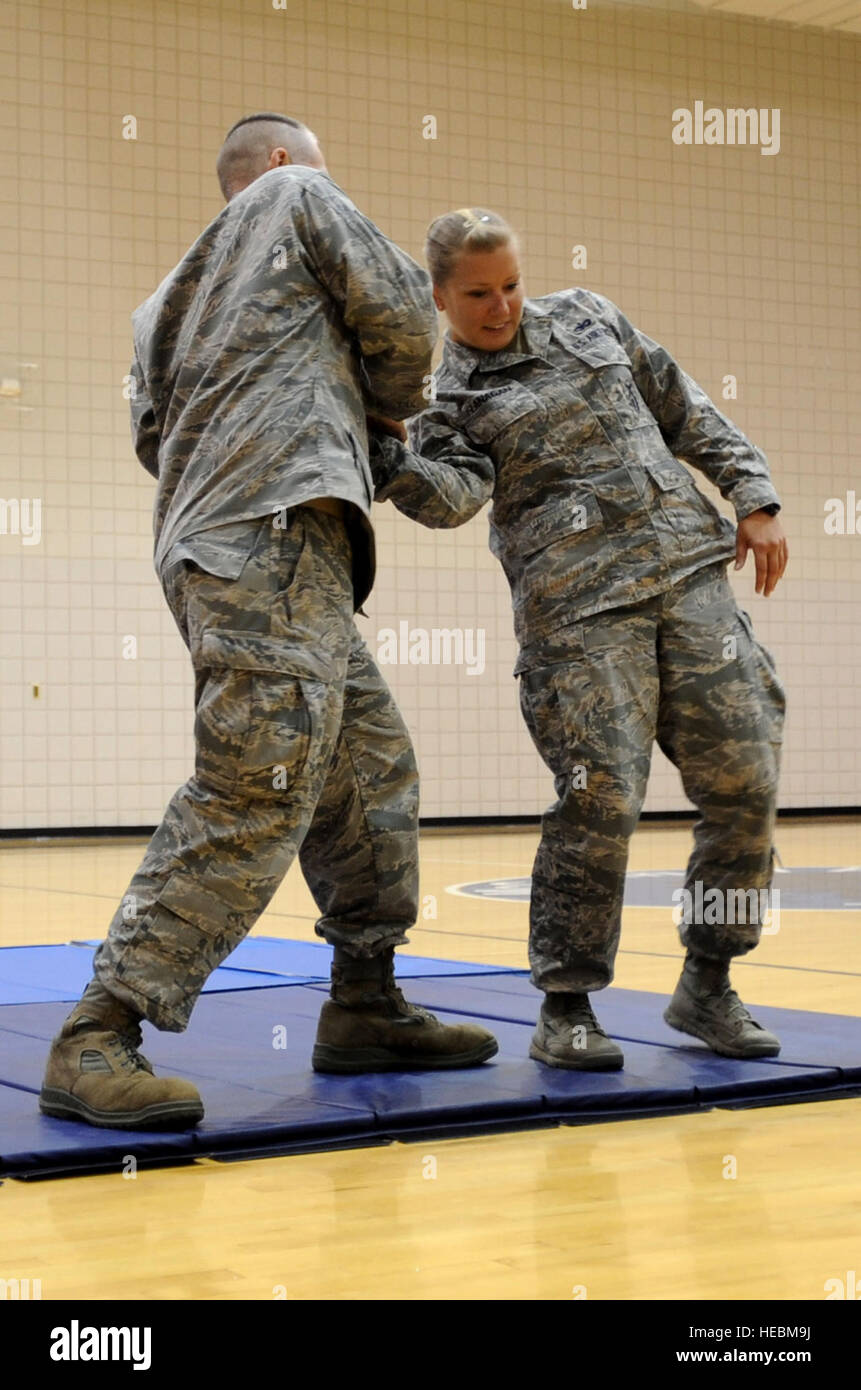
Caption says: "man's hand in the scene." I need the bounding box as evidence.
[366,412,407,443]
[735,510,788,596]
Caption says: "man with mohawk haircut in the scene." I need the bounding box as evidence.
[40,113,498,1132]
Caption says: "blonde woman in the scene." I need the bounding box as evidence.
[368,208,787,1071]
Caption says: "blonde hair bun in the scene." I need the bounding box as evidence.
[425,208,515,286]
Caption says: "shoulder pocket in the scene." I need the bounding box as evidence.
[571,340,630,369]
[555,322,630,369]
[648,463,697,491]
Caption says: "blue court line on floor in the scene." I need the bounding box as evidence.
[449,866,861,911]
[1,976,858,1178]
[406,926,861,980]
[599,950,861,980]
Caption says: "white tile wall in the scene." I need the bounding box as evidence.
[1,0,859,828]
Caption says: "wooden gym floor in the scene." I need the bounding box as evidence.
[1,817,859,1301]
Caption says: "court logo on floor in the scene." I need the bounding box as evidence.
[447,867,861,910]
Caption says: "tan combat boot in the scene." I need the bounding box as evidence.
[529,992,625,1070]
[664,951,781,1059]
[312,948,499,1073]
[40,980,204,1130]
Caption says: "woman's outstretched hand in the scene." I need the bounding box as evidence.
[735,511,788,596]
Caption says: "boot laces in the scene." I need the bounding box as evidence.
[111,1025,153,1074]
[375,962,433,1021]
[384,980,434,1023]
[720,987,756,1028]
[546,997,606,1036]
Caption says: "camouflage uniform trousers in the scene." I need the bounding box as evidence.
[93,506,419,1032]
[518,562,786,994]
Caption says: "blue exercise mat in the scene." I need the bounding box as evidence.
[0,938,510,1007]
[191,937,504,981]
[0,944,288,1006]
[1,976,859,1178]
[379,976,861,1076]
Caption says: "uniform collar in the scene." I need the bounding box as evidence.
[442,299,555,383]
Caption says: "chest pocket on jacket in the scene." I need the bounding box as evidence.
[506,490,603,561]
[460,384,543,448]
[568,335,653,432]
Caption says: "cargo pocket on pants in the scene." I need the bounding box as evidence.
[736,609,786,717]
[519,658,593,780]
[735,608,786,774]
[193,628,334,799]
[519,667,567,775]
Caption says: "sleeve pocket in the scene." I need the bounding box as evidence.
[648,463,697,491]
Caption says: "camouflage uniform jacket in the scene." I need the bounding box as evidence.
[128,165,437,608]
[371,288,781,671]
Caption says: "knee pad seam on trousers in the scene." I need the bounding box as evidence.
[337,728,383,917]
